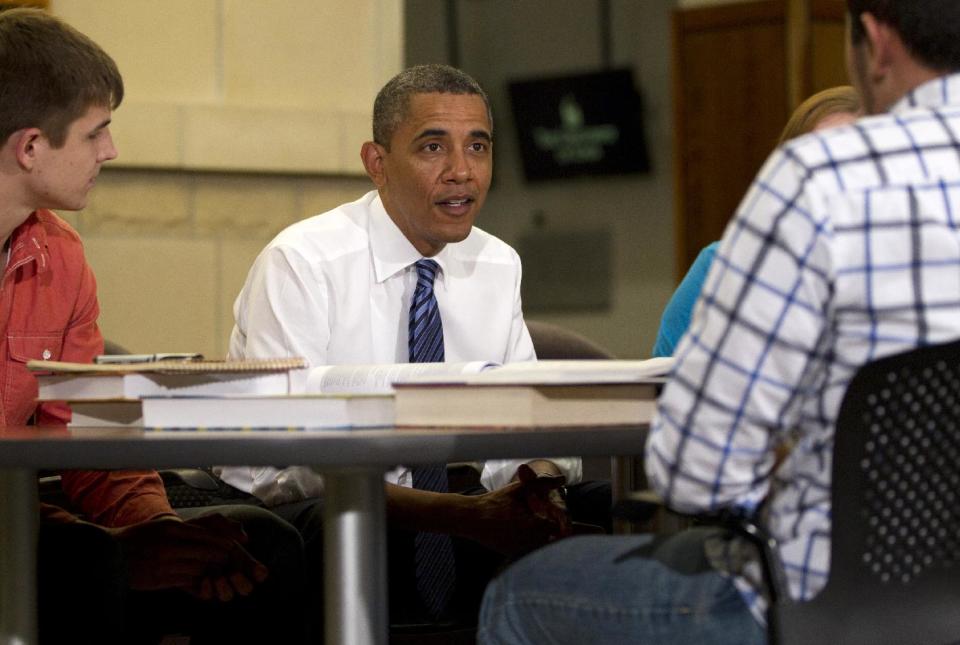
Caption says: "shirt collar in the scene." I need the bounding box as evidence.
[7,211,49,276]
[368,191,453,283]
[891,72,960,114]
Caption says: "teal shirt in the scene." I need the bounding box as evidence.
[652,242,718,357]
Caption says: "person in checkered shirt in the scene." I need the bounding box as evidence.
[478,1,960,643]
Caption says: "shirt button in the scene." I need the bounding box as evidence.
[42,349,52,360]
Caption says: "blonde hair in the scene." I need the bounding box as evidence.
[777,86,860,145]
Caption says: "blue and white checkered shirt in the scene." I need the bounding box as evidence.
[647,72,960,623]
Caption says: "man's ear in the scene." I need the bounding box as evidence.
[360,141,387,188]
[860,12,898,82]
[11,128,44,171]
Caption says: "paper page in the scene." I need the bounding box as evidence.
[28,357,306,374]
[305,361,497,394]
[393,358,675,386]
[466,358,675,384]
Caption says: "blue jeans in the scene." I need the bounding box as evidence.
[478,528,766,645]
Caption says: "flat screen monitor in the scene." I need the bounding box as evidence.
[508,68,651,182]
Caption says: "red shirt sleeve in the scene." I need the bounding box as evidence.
[35,217,176,526]
[60,470,176,526]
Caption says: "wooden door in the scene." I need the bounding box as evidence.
[672,0,846,278]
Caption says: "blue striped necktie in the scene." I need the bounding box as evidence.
[408,258,456,619]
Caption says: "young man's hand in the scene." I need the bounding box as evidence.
[104,513,268,601]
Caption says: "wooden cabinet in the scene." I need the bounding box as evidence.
[672,0,847,277]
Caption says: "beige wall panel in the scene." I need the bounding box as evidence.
[221,0,400,112]
[83,237,220,357]
[218,239,277,357]
[44,1,403,356]
[82,171,191,233]
[110,102,183,167]
[51,0,399,174]
[300,177,374,218]
[53,210,80,232]
[371,0,405,96]
[341,112,372,174]
[51,0,220,103]
[194,175,300,237]
[181,105,348,174]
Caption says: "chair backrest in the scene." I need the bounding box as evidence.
[525,320,617,485]
[102,338,130,356]
[776,339,960,645]
[526,320,614,360]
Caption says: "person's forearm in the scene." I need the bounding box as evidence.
[385,483,474,535]
[387,479,570,556]
[60,470,177,526]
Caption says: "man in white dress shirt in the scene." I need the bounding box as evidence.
[219,64,583,630]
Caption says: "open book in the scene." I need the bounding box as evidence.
[391,358,673,427]
[392,358,674,386]
[304,361,497,394]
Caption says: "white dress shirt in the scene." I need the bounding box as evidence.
[219,190,581,505]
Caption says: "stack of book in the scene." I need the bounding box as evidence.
[31,356,673,430]
[391,358,673,427]
[30,356,393,430]
[305,358,672,427]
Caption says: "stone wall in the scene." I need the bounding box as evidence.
[59,172,372,357]
[48,0,401,357]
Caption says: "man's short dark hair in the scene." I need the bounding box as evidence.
[372,64,491,149]
[0,8,123,148]
[848,0,960,72]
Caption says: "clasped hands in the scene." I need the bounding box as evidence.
[466,462,572,557]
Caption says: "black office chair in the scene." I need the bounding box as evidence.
[526,319,615,360]
[707,340,960,645]
[526,317,622,485]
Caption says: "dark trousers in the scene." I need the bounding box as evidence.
[38,521,127,644]
[38,505,308,645]
[270,494,504,640]
[266,479,612,640]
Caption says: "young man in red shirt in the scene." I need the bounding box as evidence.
[0,8,305,643]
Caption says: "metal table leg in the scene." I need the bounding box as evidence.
[323,468,387,645]
[0,468,38,645]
